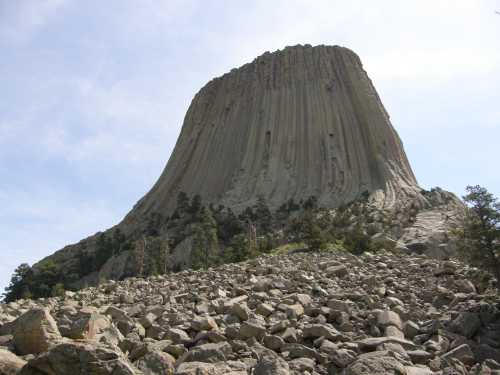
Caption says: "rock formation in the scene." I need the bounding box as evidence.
[126,44,418,221]
[18,44,464,293]
[1,251,499,374]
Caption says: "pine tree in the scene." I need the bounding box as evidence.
[133,237,147,277]
[301,211,327,252]
[456,185,500,283]
[94,233,114,268]
[225,234,250,262]
[303,195,318,210]
[176,191,190,217]
[255,195,272,233]
[189,194,202,217]
[191,206,219,269]
[3,263,33,302]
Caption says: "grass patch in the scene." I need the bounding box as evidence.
[271,242,306,255]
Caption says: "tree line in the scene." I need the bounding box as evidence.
[3,186,499,302]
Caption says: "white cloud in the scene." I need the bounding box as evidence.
[0,0,69,43]
[366,48,500,82]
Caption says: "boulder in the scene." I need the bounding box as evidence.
[63,309,110,340]
[263,335,285,351]
[231,303,250,321]
[175,361,246,375]
[19,341,137,375]
[330,348,357,368]
[13,308,61,355]
[404,366,433,375]
[449,312,481,338]
[256,303,274,317]
[377,310,403,330]
[327,265,348,278]
[178,342,231,364]
[441,344,475,365]
[239,320,266,340]
[134,350,175,374]
[302,324,345,341]
[191,317,218,332]
[0,348,26,375]
[167,328,191,345]
[253,350,290,375]
[346,352,407,375]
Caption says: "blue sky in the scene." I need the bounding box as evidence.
[1,0,499,291]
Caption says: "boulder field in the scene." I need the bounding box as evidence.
[1,251,498,374]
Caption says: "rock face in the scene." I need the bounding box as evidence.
[127,44,418,219]
[1,251,499,374]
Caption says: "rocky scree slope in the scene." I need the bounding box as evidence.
[1,251,499,374]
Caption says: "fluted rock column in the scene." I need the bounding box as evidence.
[127,44,419,219]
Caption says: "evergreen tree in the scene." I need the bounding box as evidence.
[176,191,190,216]
[78,251,95,276]
[51,283,65,297]
[216,208,244,242]
[303,195,318,210]
[3,263,33,302]
[301,211,327,252]
[143,237,169,276]
[191,206,219,269]
[255,195,272,233]
[239,206,256,223]
[456,185,500,282]
[112,228,126,248]
[145,213,163,236]
[224,233,251,262]
[189,194,203,217]
[30,260,60,298]
[94,233,114,268]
